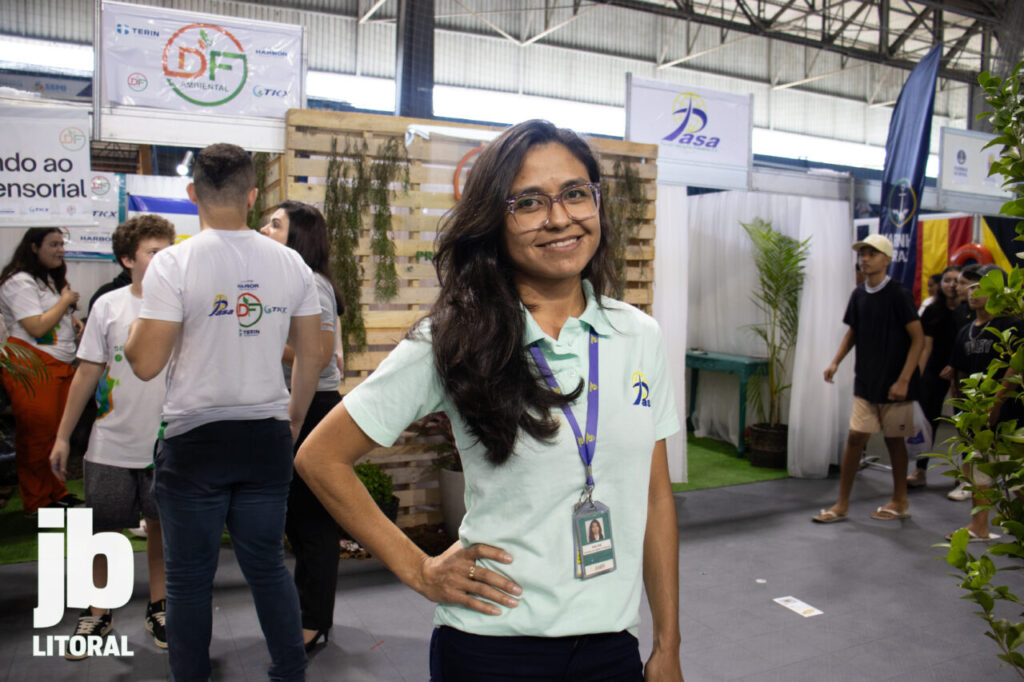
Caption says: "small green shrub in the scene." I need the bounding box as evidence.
[354,461,394,505]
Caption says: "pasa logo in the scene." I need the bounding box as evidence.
[58,127,87,152]
[91,176,111,196]
[252,85,287,98]
[33,508,135,657]
[126,72,148,92]
[209,294,234,317]
[162,23,248,107]
[631,371,651,407]
[662,92,721,149]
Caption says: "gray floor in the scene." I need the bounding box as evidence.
[0,447,1020,681]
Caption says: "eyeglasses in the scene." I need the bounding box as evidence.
[506,183,600,231]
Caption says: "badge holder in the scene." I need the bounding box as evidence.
[572,489,615,580]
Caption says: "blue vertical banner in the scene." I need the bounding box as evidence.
[878,45,942,291]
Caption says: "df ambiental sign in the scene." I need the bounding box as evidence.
[101,0,302,118]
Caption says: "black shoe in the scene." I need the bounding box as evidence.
[66,609,113,660]
[145,599,167,649]
[304,629,328,653]
[53,493,85,508]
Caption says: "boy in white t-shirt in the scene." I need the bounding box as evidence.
[125,143,322,682]
[50,215,176,658]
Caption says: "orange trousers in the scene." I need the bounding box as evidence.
[1,338,72,513]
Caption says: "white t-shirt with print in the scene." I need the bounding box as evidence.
[284,273,341,393]
[78,286,165,469]
[140,228,320,439]
[0,272,76,362]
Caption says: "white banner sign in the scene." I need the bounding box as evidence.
[938,127,1011,199]
[64,173,125,260]
[101,1,303,118]
[0,103,93,226]
[626,75,752,188]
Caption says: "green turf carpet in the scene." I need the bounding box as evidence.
[671,432,789,493]
[0,478,148,565]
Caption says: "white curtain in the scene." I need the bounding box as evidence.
[653,186,688,482]
[686,190,853,477]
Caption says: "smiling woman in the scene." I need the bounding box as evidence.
[0,228,83,515]
[295,119,684,681]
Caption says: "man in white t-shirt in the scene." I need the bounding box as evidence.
[49,214,176,658]
[125,143,322,682]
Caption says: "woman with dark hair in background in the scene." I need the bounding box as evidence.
[908,264,962,488]
[0,227,84,514]
[261,201,345,652]
[295,120,684,680]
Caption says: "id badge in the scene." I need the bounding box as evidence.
[572,500,616,580]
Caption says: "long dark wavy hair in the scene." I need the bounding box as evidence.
[277,201,344,314]
[427,119,620,465]
[0,228,74,309]
[926,264,962,312]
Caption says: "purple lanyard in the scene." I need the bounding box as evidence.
[529,329,599,488]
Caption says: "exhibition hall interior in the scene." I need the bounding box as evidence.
[1,1,1024,680]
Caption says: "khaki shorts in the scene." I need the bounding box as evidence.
[850,397,914,437]
[968,452,1010,487]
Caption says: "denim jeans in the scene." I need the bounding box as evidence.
[155,419,306,682]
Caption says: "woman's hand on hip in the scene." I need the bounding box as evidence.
[417,541,521,615]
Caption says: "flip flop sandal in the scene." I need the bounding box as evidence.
[812,509,848,524]
[945,528,1001,543]
[870,506,911,520]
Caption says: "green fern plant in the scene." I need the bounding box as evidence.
[742,218,810,427]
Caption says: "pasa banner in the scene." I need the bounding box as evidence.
[626,75,751,188]
[101,0,302,118]
[0,103,92,227]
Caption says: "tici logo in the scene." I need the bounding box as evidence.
[162,23,248,107]
[33,508,135,657]
[252,85,287,98]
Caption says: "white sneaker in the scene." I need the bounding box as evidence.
[947,481,971,501]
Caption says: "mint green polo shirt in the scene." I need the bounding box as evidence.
[343,282,679,637]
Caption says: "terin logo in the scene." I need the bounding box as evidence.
[33,509,135,657]
[162,23,248,107]
[631,371,651,407]
[886,179,917,229]
[209,294,234,317]
[662,92,720,148]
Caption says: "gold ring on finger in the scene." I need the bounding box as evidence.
[467,565,476,580]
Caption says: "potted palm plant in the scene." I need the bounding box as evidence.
[742,218,810,468]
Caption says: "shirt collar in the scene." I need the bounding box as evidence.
[521,280,614,346]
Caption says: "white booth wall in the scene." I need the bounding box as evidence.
[686,190,854,478]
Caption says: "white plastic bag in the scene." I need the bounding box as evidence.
[905,401,933,459]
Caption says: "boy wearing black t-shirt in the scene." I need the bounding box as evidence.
[947,264,1019,541]
[813,234,923,524]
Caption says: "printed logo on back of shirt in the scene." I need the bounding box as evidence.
[209,295,233,317]
[631,371,651,407]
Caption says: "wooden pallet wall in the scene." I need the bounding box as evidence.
[271,110,658,528]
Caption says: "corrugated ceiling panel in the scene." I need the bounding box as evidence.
[435,30,519,93]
